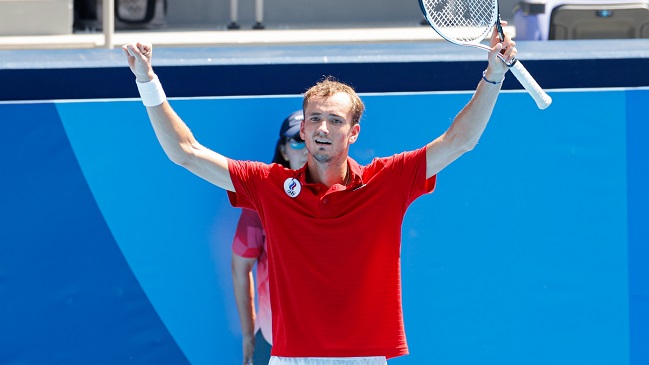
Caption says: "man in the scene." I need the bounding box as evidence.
[122,24,516,365]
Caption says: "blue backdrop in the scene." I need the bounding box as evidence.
[1,86,646,364]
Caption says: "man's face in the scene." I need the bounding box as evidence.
[300,92,360,164]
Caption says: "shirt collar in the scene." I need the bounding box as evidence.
[294,156,364,190]
[346,157,364,189]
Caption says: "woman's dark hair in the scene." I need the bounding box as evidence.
[271,137,291,168]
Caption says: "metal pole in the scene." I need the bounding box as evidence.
[253,0,264,29]
[103,0,115,49]
[228,0,240,29]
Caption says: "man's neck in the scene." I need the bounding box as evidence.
[306,158,350,188]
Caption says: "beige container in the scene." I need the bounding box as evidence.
[0,0,73,36]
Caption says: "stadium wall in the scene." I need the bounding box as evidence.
[0,39,647,365]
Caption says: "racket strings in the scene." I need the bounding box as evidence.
[422,0,496,43]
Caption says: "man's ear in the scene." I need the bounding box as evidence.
[349,124,360,144]
[299,120,306,140]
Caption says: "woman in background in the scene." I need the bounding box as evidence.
[231,110,307,365]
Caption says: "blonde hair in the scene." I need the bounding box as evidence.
[303,76,365,126]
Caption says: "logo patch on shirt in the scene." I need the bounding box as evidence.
[283,178,301,198]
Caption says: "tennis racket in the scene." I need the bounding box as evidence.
[419,0,552,109]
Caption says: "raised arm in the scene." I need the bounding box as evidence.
[425,24,517,179]
[122,42,235,191]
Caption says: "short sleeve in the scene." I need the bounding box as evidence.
[371,146,436,205]
[226,158,270,211]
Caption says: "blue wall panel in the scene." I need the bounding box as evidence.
[17,88,631,365]
[55,97,304,365]
[0,103,188,364]
[626,89,649,365]
[371,90,629,365]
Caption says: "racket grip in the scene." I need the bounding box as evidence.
[509,61,552,109]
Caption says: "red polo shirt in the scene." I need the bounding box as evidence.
[227,146,436,359]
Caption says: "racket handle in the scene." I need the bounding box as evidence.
[509,61,552,110]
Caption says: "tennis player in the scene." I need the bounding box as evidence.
[122,24,516,365]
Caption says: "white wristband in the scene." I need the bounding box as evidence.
[136,75,167,107]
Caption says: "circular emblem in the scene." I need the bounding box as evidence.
[283,178,302,198]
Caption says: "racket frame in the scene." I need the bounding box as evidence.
[418,0,552,109]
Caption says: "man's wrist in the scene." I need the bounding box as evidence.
[136,74,167,106]
[135,70,156,84]
[482,69,506,85]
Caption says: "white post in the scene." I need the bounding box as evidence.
[228,0,240,29]
[255,0,263,24]
[103,0,115,49]
[231,0,238,23]
[253,0,264,29]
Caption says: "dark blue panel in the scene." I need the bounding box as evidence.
[0,103,189,365]
[627,89,649,365]
[0,67,135,101]
[0,42,648,101]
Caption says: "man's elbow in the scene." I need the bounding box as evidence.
[448,133,478,155]
[461,139,479,153]
[162,152,191,171]
[170,153,192,168]
[456,130,482,153]
[165,143,197,168]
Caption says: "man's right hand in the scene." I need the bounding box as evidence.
[121,42,156,83]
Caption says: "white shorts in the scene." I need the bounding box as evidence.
[269,356,387,365]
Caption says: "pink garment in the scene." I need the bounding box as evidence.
[232,208,272,344]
